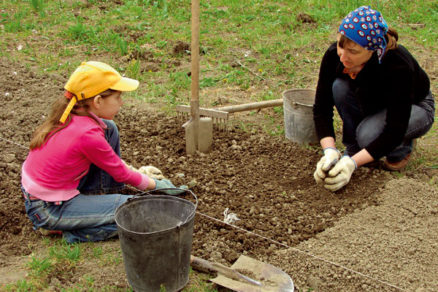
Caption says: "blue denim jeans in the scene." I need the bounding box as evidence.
[23,119,133,243]
[332,78,435,161]
[77,120,125,195]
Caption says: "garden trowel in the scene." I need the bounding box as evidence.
[191,255,294,292]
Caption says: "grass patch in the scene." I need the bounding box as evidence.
[2,0,436,105]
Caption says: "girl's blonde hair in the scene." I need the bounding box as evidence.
[338,27,399,51]
[29,89,116,149]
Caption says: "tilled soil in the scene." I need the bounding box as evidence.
[1,58,437,291]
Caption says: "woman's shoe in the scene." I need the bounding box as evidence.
[383,153,411,171]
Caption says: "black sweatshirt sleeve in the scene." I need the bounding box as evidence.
[313,43,339,141]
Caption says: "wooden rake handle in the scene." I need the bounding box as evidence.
[190,0,200,119]
[217,99,283,113]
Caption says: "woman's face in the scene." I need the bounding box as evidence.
[336,34,373,69]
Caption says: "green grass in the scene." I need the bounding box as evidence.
[4,240,82,291]
[4,237,218,291]
[1,0,436,105]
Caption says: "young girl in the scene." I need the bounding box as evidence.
[21,61,183,243]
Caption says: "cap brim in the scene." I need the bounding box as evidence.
[110,77,139,92]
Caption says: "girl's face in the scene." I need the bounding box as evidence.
[336,34,373,69]
[96,91,123,120]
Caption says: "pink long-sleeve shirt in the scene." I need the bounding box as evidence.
[21,114,149,202]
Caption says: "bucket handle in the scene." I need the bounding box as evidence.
[133,188,198,223]
[293,101,313,108]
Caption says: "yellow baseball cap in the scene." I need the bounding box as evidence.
[60,61,139,123]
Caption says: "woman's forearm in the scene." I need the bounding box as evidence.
[351,149,374,167]
[320,137,336,149]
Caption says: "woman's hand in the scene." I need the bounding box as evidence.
[314,147,341,183]
[323,156,357,191]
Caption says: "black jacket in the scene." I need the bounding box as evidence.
[313,42,430,159]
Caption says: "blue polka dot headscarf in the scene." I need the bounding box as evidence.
[338,6,389,63]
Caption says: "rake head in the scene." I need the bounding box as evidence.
[176,105,229,131]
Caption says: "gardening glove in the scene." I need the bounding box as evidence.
[323,155,357,192]
[313,147,341,184]
[138,165,165,180]
[153,178,188,196]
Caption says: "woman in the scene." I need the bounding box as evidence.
[21,61,185,243]
[313,6,435,192]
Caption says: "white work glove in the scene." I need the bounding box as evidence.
[138,165,165,180]
[122,160,137,171]
[122,160,165,180]
[324,155,357,192]
[314,147,341,184]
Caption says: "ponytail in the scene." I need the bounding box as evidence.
[29,89,117,149]
[29,97,71,149]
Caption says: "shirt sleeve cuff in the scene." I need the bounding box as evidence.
[136,174,150,190]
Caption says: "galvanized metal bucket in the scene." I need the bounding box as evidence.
[115,190,197,292]
[283,88,318,145]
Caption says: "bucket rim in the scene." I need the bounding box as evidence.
[115,190,197,235]
[282,88,315,108]
[281,88,316,95]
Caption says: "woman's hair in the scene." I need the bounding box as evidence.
[385,27,398,50]
[338,27,399,52]
[29,89,117,149]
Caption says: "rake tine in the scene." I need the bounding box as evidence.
[214,118,219,131]
[176,104,228,134]
[216,118,220,131]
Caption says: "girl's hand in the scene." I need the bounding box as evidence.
[152,178,188,195]
[138,165,165,180]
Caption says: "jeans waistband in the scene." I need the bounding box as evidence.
[21,186,63,205]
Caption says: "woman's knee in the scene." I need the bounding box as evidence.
[356,111,386,148]
[356,129,375,148]
[332,78,351,104]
